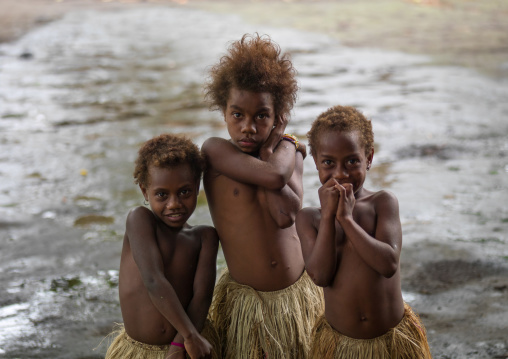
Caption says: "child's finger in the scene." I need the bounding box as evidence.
[324,177,339,188]
[344,183,354,196]
[335,183,346,194]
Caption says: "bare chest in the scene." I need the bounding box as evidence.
[155,229,201,283]
[205,174,263,220]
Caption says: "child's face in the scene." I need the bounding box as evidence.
[314,130,373,195]
[224,87,276,154]
[140,164,198,229]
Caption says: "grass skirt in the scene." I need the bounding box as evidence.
[104,319,220,359]
[209,270,324,359]
[310,303,432,359]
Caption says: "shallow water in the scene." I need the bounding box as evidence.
[0,5,507,358]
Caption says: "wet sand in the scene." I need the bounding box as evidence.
[1,1,507,359]
[2,0,508,78]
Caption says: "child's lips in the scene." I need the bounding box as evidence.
[238,138,257,147]
[165,213,185,221]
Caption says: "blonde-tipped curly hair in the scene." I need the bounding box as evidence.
[308,105,374,157]
[205,33,298,119]
[133,134,204,188]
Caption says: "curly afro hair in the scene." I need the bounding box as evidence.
[204,33,298,119]
[308,105,374,157]
[133,133,204,189]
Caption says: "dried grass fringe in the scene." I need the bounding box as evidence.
[310,303,432,359]
[209,270,324,359]
[103,320,221,359]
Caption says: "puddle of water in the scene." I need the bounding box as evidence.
[0,303,34,345]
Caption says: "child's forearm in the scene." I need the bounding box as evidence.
[145,276,200,340]
[202,137,294,190]
[263,153,303,228]
[339,217,399,278]
[186,294,213,334]
[305,214,338,286]
[181,229,218,337]
[264,185,301,228]
[259,139,296,186]
[170,333,185,348]
[166,334,186,359]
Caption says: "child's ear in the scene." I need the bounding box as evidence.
[222,106,228,122]
[273,116,278,128]
[367,148,374,170]
[139,184,148,200]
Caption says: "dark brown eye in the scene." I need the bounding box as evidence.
[179,189,191,196]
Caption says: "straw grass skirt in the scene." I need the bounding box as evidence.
[104,319,221,359]
[209,270,324,359]
[310,303,432,359]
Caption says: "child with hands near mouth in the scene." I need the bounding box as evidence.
[296,106,432,358]
[105,134,220,359]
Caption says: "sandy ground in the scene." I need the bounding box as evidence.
[1,1,508,358]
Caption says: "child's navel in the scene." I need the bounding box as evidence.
[271,260,278,267]
[233,188,239,196]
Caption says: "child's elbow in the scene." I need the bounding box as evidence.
[192,289,213,306]
[143,274,163,294]
[381,261,399,278]
[274,211,296,229]
[312,278,329,287]
[307,269,333,287]
[266,173,287,190]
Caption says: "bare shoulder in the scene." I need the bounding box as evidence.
[371,189,399,208]
[188,224,219,247]
[201,137,231,156]
[201,137,241,175]
[125,206,156,230]
[127,205,154,220]
[297,206,320,221]
[296,206,321,229]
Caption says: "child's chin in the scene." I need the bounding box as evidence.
[160,216,188,228]
[165,221,185,229]
[239,147,258,155]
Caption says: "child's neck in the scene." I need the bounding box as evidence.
[155,215,188,233]
[354,186,367,199]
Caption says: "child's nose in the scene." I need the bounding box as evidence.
[166,195,182,209]
[334,166,348,180]
[241,118,256,133]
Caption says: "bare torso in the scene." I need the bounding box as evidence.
[204,169,304,291]
[307,191,404,339]
[118,219,203,345]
